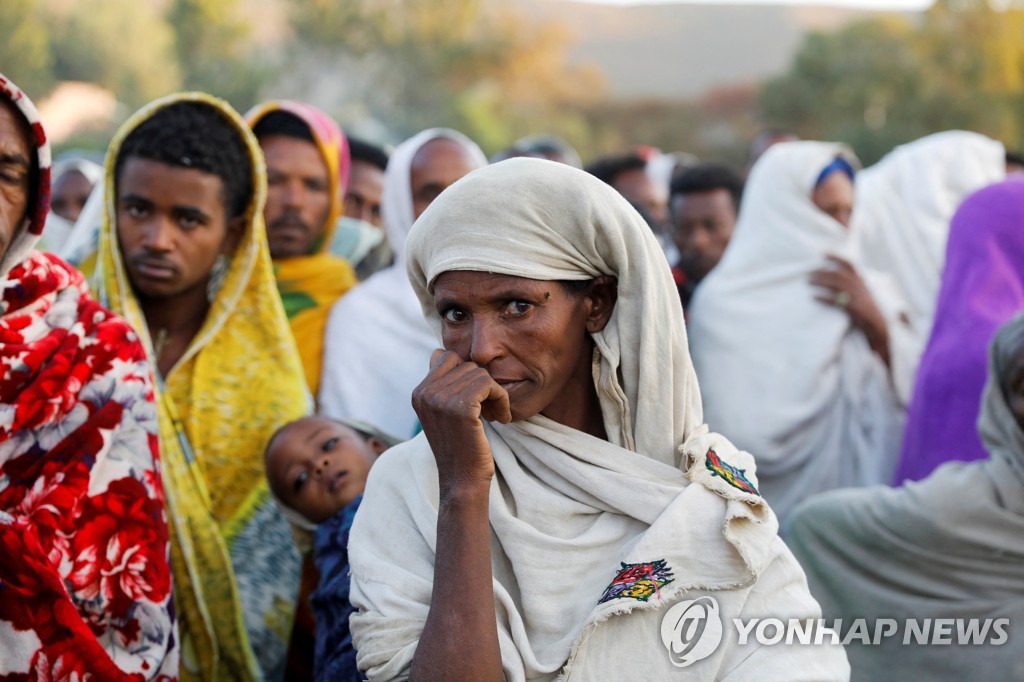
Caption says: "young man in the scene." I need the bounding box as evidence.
[97,93,309,681]
[668,162,743,308]
[247,101,357,395]
[332,137,393,280]
[0,73,176,679]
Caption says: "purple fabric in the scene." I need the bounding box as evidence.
[894,177,1024,483]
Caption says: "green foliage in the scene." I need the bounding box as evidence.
[760,5,1024,165]
[0,0,55,96]
[51,0,182,106]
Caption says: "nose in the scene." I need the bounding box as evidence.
[468,318,506,367]
[282,179,304,210]
[312,455,330,478]
[686,224,712,256]
[142,217,174,252]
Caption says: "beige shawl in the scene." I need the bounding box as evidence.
[348,158,848,680]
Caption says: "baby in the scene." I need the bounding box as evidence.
[265,415,400,682]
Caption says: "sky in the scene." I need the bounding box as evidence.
[567,0,934,10]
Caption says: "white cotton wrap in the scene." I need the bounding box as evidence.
[347,158,849,680]
[687,141,906,526]
[853,130,1006,402]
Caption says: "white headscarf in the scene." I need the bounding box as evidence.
[38,158,102,253]
[688,141,904,526]
[348,158,847,680]
[853,130,1006,401]
[789,314,1024,680]
[318,129,487,437]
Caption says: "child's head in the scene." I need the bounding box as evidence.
[265,415,394,525]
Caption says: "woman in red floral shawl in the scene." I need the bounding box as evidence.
[0,74,177,680]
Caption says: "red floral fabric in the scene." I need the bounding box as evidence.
[0,252,177,681]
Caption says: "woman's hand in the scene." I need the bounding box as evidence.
[412,350,512,489]
[409,349,507,681]
[810,255,891,366]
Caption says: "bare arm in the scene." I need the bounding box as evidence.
[409,350,510,681]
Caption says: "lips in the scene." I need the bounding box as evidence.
[132,259,177,280]
[328,470,349,493]
[493,378,525,392]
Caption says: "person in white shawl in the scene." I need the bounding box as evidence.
[853,130,1006,402]
[687,141,906,527]
[788,314,1024,681]
[318,128,487,438]
[347,157,849,680]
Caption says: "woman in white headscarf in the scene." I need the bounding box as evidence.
[853,130,1005,402]
[687,141,906,526]
[346,158,848,680]
[318,128,487,439]
[788,313,1024,681]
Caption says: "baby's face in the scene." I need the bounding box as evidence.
[266,416,381,523]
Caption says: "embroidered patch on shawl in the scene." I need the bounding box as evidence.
[705,448,759,496]
[598,560,675,604]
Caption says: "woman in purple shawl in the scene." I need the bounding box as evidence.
[894,177,1024,482]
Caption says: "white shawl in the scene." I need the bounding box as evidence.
[348,158,848,680]
[788,315,1024,681]
[317,128,487,438]
[853,130,1005,402]
[687,141,904,526]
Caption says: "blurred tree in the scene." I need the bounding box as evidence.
[0,0,56,96]
[286,0,603,153]
[167,0,272,109]
[50,0,181,107]
[759,3,1024,165]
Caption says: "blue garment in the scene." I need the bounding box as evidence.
[311,496,363,682]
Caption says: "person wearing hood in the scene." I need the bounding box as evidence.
[246,101,358,396]
[346,158,848,680]
[687,142,908,526]
[94,93,309,680]
[0,73,177,679]
[318,129,487,439]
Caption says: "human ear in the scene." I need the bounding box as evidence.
[585,276,618,334]
[220,216,245,257]
[367,437,388,457]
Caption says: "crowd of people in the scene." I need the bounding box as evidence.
[1,68,1022,681]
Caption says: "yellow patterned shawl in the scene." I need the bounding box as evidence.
[94,93,310,681]
[245,100,357,396]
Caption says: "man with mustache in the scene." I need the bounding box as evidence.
[248,102,357,396]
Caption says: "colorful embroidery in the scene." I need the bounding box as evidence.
[599,560,675,603]
[705,448,759,495]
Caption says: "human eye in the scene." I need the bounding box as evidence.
[177,210,207,230]
[442,307,468,323]
[293,470,308,493]
[125,203,149,219]
[505,300,533,317]
[306,178,328,193]
[321,438,338,452]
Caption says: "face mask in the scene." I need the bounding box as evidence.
[330,215,386,265]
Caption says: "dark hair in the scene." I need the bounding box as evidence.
[1006,150,1024,169]
[669,163,744,213]
[116,101,253,219]
[348,137,389,172]
[584,154,648,187]
[251,110,315,144]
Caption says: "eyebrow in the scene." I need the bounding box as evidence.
[435,287,540,311]
[119,193,212,218]
[306,426,328,444]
